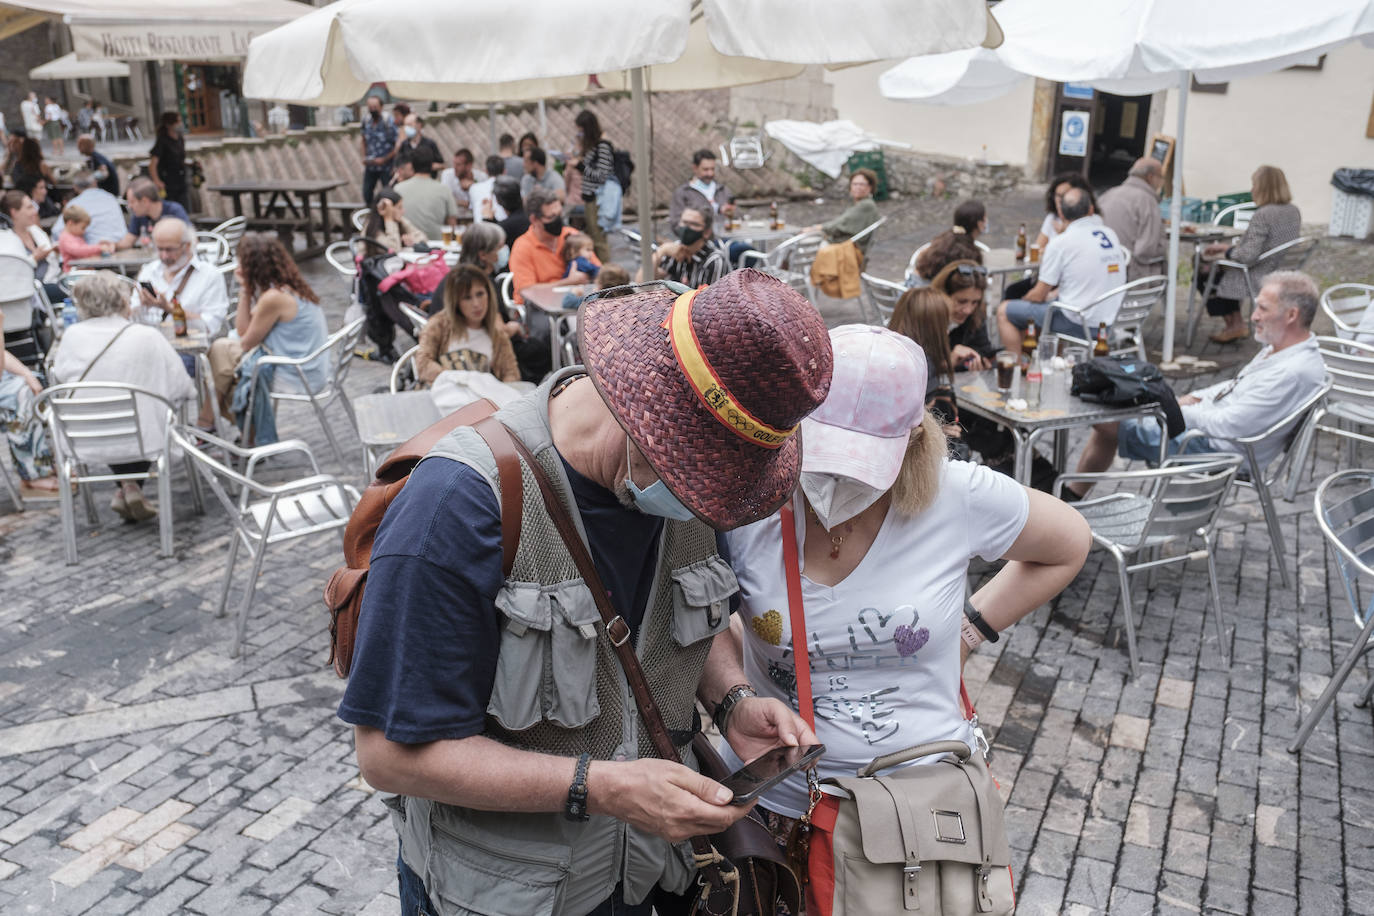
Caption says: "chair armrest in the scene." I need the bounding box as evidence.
[738,249,766,269]
[242,438,323,481]
[260,473,352,498]
[1212,258,1248,271]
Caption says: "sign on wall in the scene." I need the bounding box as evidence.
[1058,110,1090,157]
[71,24,272,61]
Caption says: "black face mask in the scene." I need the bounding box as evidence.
[542,216,564,236]
[369,108,381,121]
[675,225,704,246]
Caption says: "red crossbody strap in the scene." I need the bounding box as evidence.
[959,679,976,722]
[779,504,816,732]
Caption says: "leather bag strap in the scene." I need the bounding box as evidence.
[779,504,815,732]
[472,417,522,578]
[875,777,924,911]
[500,428,725,893]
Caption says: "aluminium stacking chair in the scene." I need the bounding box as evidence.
[241,317,365,466]
[35,382,203,564]
[171,425,357,657]
[324,240,357,279]
[389,345,421,394]
[1213,202,1256,230]
[847,217,887,251]
[1320,283,1374,341]
[350,208,368,233]
[1041,275,1167,355]
[1186,236,1319,347]
[1177,379,1333,589]
[209,216,247,254]
[195,231,232,266]
[1055,453,1245,677]
[859,273,904,326]
[398,303,430,338]
[1288,469,1374,752]
[739,231,825,301]
[1286,338,1374,499]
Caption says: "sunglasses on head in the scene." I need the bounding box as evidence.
[953,264,989,277]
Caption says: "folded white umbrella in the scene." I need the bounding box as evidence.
[764,120,881,179]
[878,0,1374,360]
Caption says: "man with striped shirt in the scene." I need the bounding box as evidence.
[641,206,729,288]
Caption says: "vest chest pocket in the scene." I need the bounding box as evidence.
[489,582,601,731]
[670,557,739,647]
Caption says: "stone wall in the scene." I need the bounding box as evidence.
[110,91,812,221]
[880,149,1026,200]
[0,23,66,128]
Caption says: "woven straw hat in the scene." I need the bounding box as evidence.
[580,269,833,530]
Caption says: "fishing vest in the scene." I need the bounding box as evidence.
[390,368,737,916]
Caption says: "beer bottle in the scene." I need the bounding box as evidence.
[769,200,779,230]
[1094,322,1110,357]
[1015,223,1027,261]
[1021,321,1038,371]
[171,295,188,338]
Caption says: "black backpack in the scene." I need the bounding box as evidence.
[612,148,634,191]
[1071,355,1185,437]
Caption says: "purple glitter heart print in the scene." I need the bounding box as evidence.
[893,625,930,657]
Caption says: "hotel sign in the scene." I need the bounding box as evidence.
[71,23,274,61]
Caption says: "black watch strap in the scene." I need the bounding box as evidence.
[564,753,591,822]
[964,598,999,643]
[712,684,757,735]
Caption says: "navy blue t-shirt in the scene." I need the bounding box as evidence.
[338,452,670,745]
[127,199,190,239]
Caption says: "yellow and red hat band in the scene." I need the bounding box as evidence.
[667,289,796,450]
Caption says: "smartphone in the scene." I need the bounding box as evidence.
[139,281,158,297]
[722,744,825,805]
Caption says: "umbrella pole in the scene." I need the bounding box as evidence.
[488,104,497,157]
[1163,71,1190,364]
[631,67,654,280]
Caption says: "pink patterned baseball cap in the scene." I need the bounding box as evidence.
[800,325,927,490]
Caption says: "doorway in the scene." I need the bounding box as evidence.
[182,64,243,134]
[1088,93,1152,189]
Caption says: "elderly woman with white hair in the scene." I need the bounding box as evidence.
[51,271,195,521]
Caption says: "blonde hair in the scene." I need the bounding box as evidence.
[889,413,947,517]
[1251,165,1291,207]
[62,204,90,228]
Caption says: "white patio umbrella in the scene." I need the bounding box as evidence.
[29,52,129,81]
[879,0,1374,361]
[244,0,1002,274]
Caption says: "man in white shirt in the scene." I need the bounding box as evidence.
[20,92,41,136]
[133,218,230,335]
[439,147,485,217]
[42,97,66,155]
[996,187,1128,353]
[467,155,508,223]
[1068,271,1328,496]
[50,172,127,244]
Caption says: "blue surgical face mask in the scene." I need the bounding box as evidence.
[495,245,510,270]
[625,436,694,521]
[404,126,417,139]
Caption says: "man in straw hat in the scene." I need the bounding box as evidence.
[340,269,833,916]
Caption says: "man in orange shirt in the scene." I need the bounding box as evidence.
[509,186,599,303]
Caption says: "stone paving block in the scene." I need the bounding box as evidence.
[1063,854,1113,911]
[1254,844,1298,896]
[1026,827,1075,879]
[131,875,208,916]
[183,864,273,916]
[1299,833,1346,886]
[1075,816,1123,864]
[1106,885,1154,916]
[1114,841,1162,893]
[1123,801,1166,848]
[1013,873,1066,916]
[1205,859,1253,914]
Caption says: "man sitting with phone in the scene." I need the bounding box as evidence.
[134,218,229,335]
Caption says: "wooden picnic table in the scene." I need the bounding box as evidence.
[206,178,348,260]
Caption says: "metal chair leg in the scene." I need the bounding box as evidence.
[1253,477,1291,589]
[0,460,23,512]
[1284,408,1321,503]
[217,532,243,617]
[80,472,99,525]
[156,455,173,558]
[1203,530,1231,666]
[1110,545,1141,678]
[1289,599,1374,752]
[230,538,272,658]
[58,462,78,565]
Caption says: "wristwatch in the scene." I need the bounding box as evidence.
[564,752,591,822]
[712,684,757,735]
[963,599,999,643]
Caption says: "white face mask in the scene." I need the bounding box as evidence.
[800,472,885,531]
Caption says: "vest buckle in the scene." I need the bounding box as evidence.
[606,615,631,647]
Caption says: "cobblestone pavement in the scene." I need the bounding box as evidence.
[1,188,1371,914]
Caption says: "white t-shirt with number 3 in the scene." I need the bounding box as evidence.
[722,459,1029,818]
[1039,215,1129,328]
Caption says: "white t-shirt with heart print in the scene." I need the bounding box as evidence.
[721,459,1029,818]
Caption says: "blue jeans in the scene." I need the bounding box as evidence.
[396,851,652,916]
[1002,299,1089,338]
[363,167,392,206]
[1117,417,1214,463]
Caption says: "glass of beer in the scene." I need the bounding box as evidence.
[441,227,454,246]
[1028,244,1041,264]
[995,351,1017,394]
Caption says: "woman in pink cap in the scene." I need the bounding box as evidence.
[719,324,1091,913]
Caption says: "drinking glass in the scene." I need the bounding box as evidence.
[994,351,1017,394]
